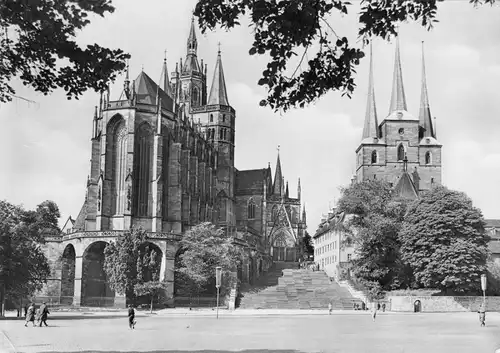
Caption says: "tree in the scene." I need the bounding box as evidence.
[194,0,496,112]
[300,231,314,257]
[177,222,246,298]
[336,180,411,295]
[103,228,161,304]
[0,0,130,103]
[399,186,489,294]
[134,281,169,313]
[0,200,59,316]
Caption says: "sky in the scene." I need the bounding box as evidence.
[1,0,499,231]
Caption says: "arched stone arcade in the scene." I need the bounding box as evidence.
[81,241,115,307]
[60,244,76,305]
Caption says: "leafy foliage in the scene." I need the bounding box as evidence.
[399,185,489,294]
[486,261,500,296]
[177,222,246,297]
[336,180,411,296]
[300,231,314,256]
[0,200,60,315]
[134,281,169,313]
[103,228,161,303]
[0,0,130,102]
[194,0,496,112]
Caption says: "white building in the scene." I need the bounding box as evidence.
[313,210,355,279]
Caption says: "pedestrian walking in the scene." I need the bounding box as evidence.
[38,302,49,327]
[24,303,36,327]
[328,302,332,315]
[371,304,378,322]
[478,304,486,327]
[128,305,136,329]
[382,303,386,312]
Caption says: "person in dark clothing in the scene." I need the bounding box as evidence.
[24,303,36,327]
[377,303,381,311]
[382,303,386,312]
[38,302,49,327]
[24,304,28,317]
[478,304,486,327]
[128,305,136,329]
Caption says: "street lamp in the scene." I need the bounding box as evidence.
[480,274,487,309]
[215,266,222,319]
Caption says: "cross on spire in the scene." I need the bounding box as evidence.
[218,42,222,54]
[164,49,167,62]
[277,145,280,154]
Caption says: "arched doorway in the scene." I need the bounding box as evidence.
[60,244,76,305]
[414,300,422,313]
[272,229,296,262]
[81,241,114,307]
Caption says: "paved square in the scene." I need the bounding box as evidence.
[1,311,500,353]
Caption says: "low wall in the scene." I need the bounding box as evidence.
[388,296,500,312]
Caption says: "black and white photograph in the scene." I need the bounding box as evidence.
[0,0,500,352]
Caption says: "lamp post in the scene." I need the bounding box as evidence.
[215,266,222,319]
[480,274,487,309]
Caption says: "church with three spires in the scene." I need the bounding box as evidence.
[355,38,442,197]
[42,18,307,307]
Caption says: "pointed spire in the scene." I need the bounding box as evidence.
[273,146,283,196]
[362,43,379,140]
[92,105,98,139]
[124,59,130,99]
[187,16,197,55]
[419,41,435,138]
[208,44,230,106]
[297,177,301,200]
[159,50,172,97]
[389,34,408,114]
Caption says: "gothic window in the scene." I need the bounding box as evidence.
[222,114,226,122]
[219,128,223,140]
[371,150,377,164]
[192,87,199,106]
[133,123,154,217]
[209,114,213,123]
[397,144,405,161]
[112,122,128,215]
[425,151,432,165]
[272,205,279,222]
[248,199,256,219]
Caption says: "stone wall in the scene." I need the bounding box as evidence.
[388,296,500,312]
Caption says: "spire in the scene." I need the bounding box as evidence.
[187,16,197,55]
[389,35,408,114]
[285,181,289,198]
[297,177,301,200]
[159,50,172,97]
[123,60,130,99]
[362,43,379,140]
[273,146,283,196]
[208,44,230,106]
[419,42,435,138]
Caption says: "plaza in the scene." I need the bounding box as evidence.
[1,310,500,353]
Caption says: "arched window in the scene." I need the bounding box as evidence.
[110,119,127,215]
[192,87,199,106]
[133,123,154,217]
[222,114,226,122]
[425,151,432,165]
[219,128,223,140]
[248,199,256,219]
[209,114,213,123]
[397,144,405,161]
[371,150,377,164]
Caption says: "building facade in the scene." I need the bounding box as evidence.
[356,40,442,198]
[40,18,307,307]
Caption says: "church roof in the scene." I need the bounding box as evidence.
[235,168,268,195]
[485,219,500,228]
[208,49,229,105]
[393,172,419,200]
[73,200,88,231]
[133,71,174,111]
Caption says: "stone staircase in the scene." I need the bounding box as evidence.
[237,262,361,310]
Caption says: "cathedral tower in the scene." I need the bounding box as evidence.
[355,38,442,196]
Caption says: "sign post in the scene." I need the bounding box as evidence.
[215,266,222,319]
[481,274,487,309]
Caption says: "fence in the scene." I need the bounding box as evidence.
[174,296,220,308]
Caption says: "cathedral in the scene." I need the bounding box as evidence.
[355,38,442,197]
[40,18,307,307]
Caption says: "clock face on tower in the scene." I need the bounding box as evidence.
[398,128,404,135]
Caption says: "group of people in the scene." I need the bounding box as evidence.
[24,302,50,327]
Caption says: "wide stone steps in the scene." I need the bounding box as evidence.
[238,263,359,310]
